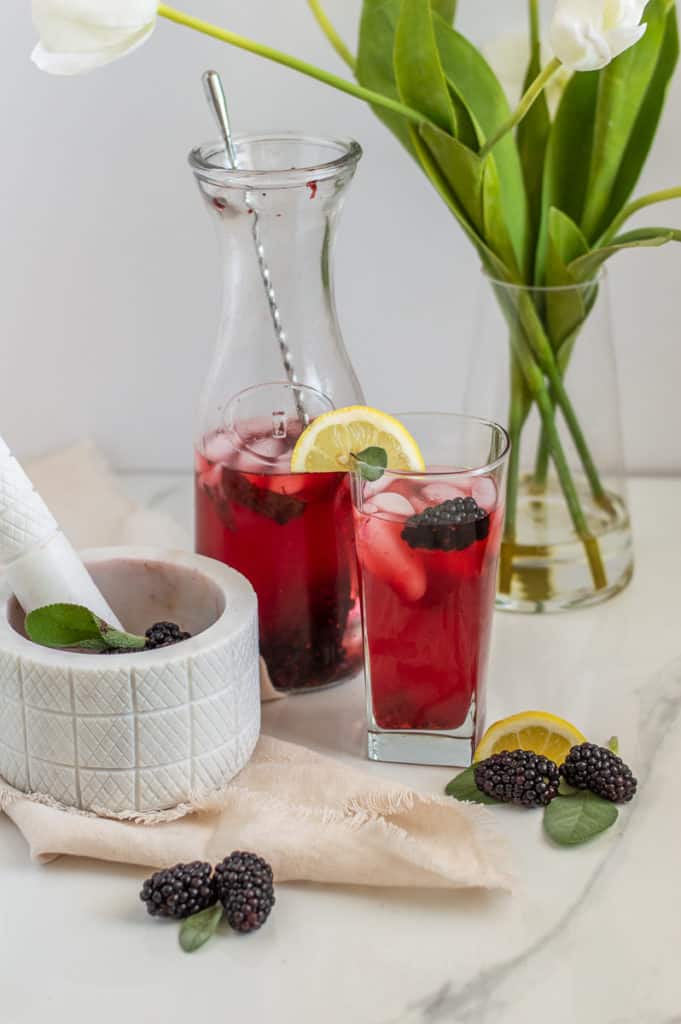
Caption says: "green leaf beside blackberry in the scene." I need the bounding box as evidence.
[140,852,276,951]
[446,731,637,850]
[445,765,500,805]
[544,792,619,847]
[179,904,224,953]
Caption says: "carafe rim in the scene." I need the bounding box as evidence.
[189,132,362,191]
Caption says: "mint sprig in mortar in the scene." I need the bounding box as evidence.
[25,604,191,653]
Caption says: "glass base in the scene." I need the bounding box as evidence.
[367,729,474,767]
[497,479,634,613]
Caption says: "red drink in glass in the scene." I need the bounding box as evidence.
[354,477,502,732]
[351,412,509,766]
[196,422,361,691]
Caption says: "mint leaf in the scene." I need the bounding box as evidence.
[25,604,108,649]
[445,765,500,805]
[352,446,388,482]
[558,778,578,797]
[99,627,146,651]
[544,792,618,846]
[25,604,146,653]
[607,735,619,754]
[179,904,223,953]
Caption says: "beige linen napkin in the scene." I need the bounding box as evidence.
[2,735,510,888]
[0,442,512,890]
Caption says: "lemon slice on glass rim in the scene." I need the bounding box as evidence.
[474,710,587,765]
[290,405,425,474]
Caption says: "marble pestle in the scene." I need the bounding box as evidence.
[0,436,122,627]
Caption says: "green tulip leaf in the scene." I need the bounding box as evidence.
[357,0,416,154]
[420,122,484,234]
[433,15,528,274]
[517,13,551,249]
[581,0,674,240]
[356,0,457,157]
[568,227,681,280]
[408,124,513,283]
[543,208,592,357]
[482,156,524,275]
[431,0,456,21]
[394,0,456,136]
[536,71,599,280]
[597,2,679,244]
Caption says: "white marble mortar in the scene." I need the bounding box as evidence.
[0,547,261,816]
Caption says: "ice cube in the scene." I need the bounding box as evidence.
[421,481,469,504]
[199,462,223,492]
[204,431,238,465]
[363,475,393,499]
[358,516,426,602]
[371,491,415,519]
[472,476,497,510]
[248,435,289,461]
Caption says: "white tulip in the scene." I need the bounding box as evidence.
[550,0,648,72]
[31,0,158,75]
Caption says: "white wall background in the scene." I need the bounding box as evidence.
[2,1,680,472]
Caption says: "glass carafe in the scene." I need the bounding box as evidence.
[190,134,365,691]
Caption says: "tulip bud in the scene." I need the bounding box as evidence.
[550,0,648,72]
[31,0,158,75]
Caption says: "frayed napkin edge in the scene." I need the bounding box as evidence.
[0,773,514,891]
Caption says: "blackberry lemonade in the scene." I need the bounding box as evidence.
[351,414,509,766]
[196,420,361,691]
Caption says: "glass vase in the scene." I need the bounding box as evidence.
[465,271,633,612]
[190,134,365,690]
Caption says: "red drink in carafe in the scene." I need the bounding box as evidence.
[196,421,361,691]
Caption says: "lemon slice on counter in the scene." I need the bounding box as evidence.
[290,405,425,474]
[474,711,587,764]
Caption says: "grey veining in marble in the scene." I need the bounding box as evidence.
[386,658,681,1023]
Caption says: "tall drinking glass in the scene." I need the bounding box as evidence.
[351,413,510,767]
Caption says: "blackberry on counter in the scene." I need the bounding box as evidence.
[140,861,216,919]
[561,743,637,803]
[214,851,275,934]
[474,749,560,808]
[145,621,192,650]
[401,497,490,552]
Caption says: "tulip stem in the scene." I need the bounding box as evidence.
[307,0,356,72]
[157,5,426,128]
[528,0,541,55]
[600,185,681,245]
[480,57,561,159]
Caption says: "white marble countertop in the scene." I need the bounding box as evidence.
[2,476,680,1024]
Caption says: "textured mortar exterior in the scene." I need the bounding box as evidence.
[0,548,261,815]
